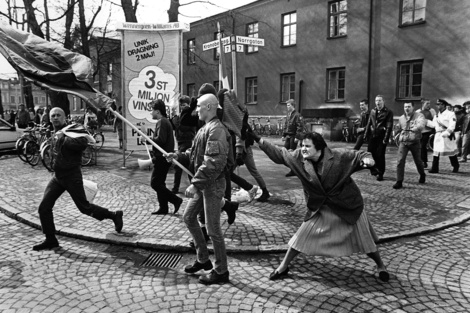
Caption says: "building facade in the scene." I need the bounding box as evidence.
[182,0,470,124]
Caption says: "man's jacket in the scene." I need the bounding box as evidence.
[284,110,303,139]
[397,111,425,144]
[364,106,394,143]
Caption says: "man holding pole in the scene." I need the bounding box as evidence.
[166,93,231,285]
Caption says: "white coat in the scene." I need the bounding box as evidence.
[428,109,458,157]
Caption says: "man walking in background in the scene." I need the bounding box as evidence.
[283,99,303,177]
[416,98,436,168]
[364,95,394,181]
[393,102,426,189]
[353,99,370,150]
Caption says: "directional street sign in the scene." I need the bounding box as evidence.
[235,36,265,47]
[202,37,231,51]
[203,36,265,52]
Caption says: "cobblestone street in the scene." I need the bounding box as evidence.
[0,126,469,312]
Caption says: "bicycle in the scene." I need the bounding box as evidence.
[276,117,285,136]
[341,121,350,142]
[390,123,401,147]
[263,117,276,136]
[250,117,264,135]
[24,125,52,166]
[81,144,95,166]
[86,125,105,150]
[427,133,434,151]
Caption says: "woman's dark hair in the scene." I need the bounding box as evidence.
[151,99,167,117]
[301,132,327,151]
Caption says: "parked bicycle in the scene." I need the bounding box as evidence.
[86,124,105,150]
[276,117,285,136]
[341,121,351,142]
[250,117,264,135]
[263,117,276,136]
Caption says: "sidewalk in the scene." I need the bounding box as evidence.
[1,125,469,253]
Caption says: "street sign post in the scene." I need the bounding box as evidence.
[203,33,265,94]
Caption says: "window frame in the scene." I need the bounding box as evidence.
[396,59,423,100]
[187,39,196,65]
[245,76,258,104]
[326,67,346,102]
[281,11,297,48]
[399,0,427,27]
[187,83,196,98]
[246,22,259,54]
[280,73,296,103]
[328,0,348,39]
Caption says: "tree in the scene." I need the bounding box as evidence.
[120,0,138,22]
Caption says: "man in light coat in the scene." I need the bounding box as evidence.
[393,101,426,189]
[428,99,459,173]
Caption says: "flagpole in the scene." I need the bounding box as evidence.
[109,108,194,177]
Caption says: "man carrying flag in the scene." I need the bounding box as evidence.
[33,108,123,251]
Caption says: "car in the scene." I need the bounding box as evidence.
[0,117,22,152]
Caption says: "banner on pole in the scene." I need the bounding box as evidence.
[120,24,186,151]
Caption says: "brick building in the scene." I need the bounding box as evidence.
[182,0,470,138]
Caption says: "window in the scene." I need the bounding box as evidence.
[329,0,347,38]
[73,97,77,111]
[400,0,426,26]
[41,96,46,103]
[397,60,423,99]
[34,97,38,104]
[187,84,196,98]
[245,77,258,104]
[246,22,259,53]
[187,39,196,65]
[213,81,220,92]
[280,73,295,102]
[107,62,113,81]
[213,32,220,60]
[282,12,296,47]
[327,67,345,101]
[10,95,15,103]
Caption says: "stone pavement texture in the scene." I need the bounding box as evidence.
[1,208,470,312]
[0,125,469,253]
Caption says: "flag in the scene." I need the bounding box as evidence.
[221,90,245,138]
[0,22,112,109]
[217,22,230,90]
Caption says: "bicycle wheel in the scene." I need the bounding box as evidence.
[81,145,93,166]
[427,134,434,151]
[16,137,30,163]
[93,133,105,150]
[24,141,40,166]
[40,144,54,172]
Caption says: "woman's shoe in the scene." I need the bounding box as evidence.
[269,267,289,280]
[377,266,390,282]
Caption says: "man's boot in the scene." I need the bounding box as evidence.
[429,156,439,173]
[222,200,239,225]
[450,155,459,173]
[257,188,270,202]
[33,234,59,251]
[392,181,403,189]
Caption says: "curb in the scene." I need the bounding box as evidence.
[2,199,470,253]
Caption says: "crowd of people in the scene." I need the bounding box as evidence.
[24,85,469,288]
[1,104,52,129]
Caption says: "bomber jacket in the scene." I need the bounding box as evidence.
[397,111,425,144]
[284,110,303,139]
[185,117,229,191]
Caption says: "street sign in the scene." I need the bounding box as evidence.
[202,37,231,51]
[235,36,265,46]
[224,44,244,53]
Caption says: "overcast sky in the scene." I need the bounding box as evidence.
[0,0,257,79]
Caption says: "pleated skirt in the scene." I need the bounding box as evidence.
[288,205,378,257]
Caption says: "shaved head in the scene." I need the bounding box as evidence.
[50,107,66,129]
[197,94,219,122]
